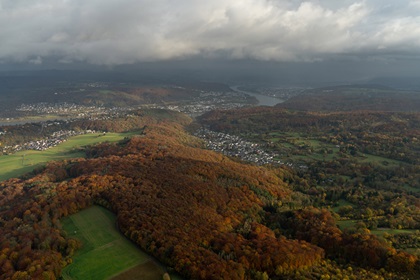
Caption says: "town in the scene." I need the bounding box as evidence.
[2,129,99,154]
[16,102,133,120]
[151,89,256,116]
[0,84,299,157]
[194,127,283,166]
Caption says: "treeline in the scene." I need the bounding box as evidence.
[0,111,418,279]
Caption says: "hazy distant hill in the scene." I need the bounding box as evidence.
[277,84,420,112]
[367,77,420,90]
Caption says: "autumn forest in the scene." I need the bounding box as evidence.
[0,105,419,280]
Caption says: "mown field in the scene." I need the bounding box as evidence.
[61,206,169,280]
[0,132,136,181]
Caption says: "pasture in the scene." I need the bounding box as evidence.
[61,206,167,280]
[0,132,135,181]
[262,131,402,167]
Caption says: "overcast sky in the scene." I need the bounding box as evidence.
[1,0,420,82]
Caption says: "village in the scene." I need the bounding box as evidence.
[9,88,255,120]
[2,129,98,154]
[0,85,288,156]
[16,102,131,120]
[151,89,255,116]
[194,127,283,166]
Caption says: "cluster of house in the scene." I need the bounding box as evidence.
[2,130,97,153]
[16,102,101,115]
[23,138,67,151]
[15,102,134,123]
[194,128,282,165]
[151,90,252,116]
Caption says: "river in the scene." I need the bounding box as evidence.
[230,85,284,106]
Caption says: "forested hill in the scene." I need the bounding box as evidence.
[277,85,420,112]
[0,109,418,279]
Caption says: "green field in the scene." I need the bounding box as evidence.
[331,199,355,213]
[370,228,419,236]
[336,219,358,230]
[61,206,167,280]
[336,219,418,235]
[402,184,420,193]
[98,90,116,94]
[0,132,137,181]
[0,115,64,125]
[358,153,402,167]
[263,131,403,167]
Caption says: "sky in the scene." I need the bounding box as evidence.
[1,0,420,83]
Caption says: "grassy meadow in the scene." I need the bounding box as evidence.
[0,132,136,181]
[261,131,402,167]
[336,219,418,236]
[61,206,167,280]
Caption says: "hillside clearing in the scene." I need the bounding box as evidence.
[61,206,166,280]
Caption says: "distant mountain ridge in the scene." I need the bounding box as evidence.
[278,84,420,112]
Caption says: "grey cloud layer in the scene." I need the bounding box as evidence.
[1,0,420,65]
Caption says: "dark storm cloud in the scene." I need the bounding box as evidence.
[1,0,420,66]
